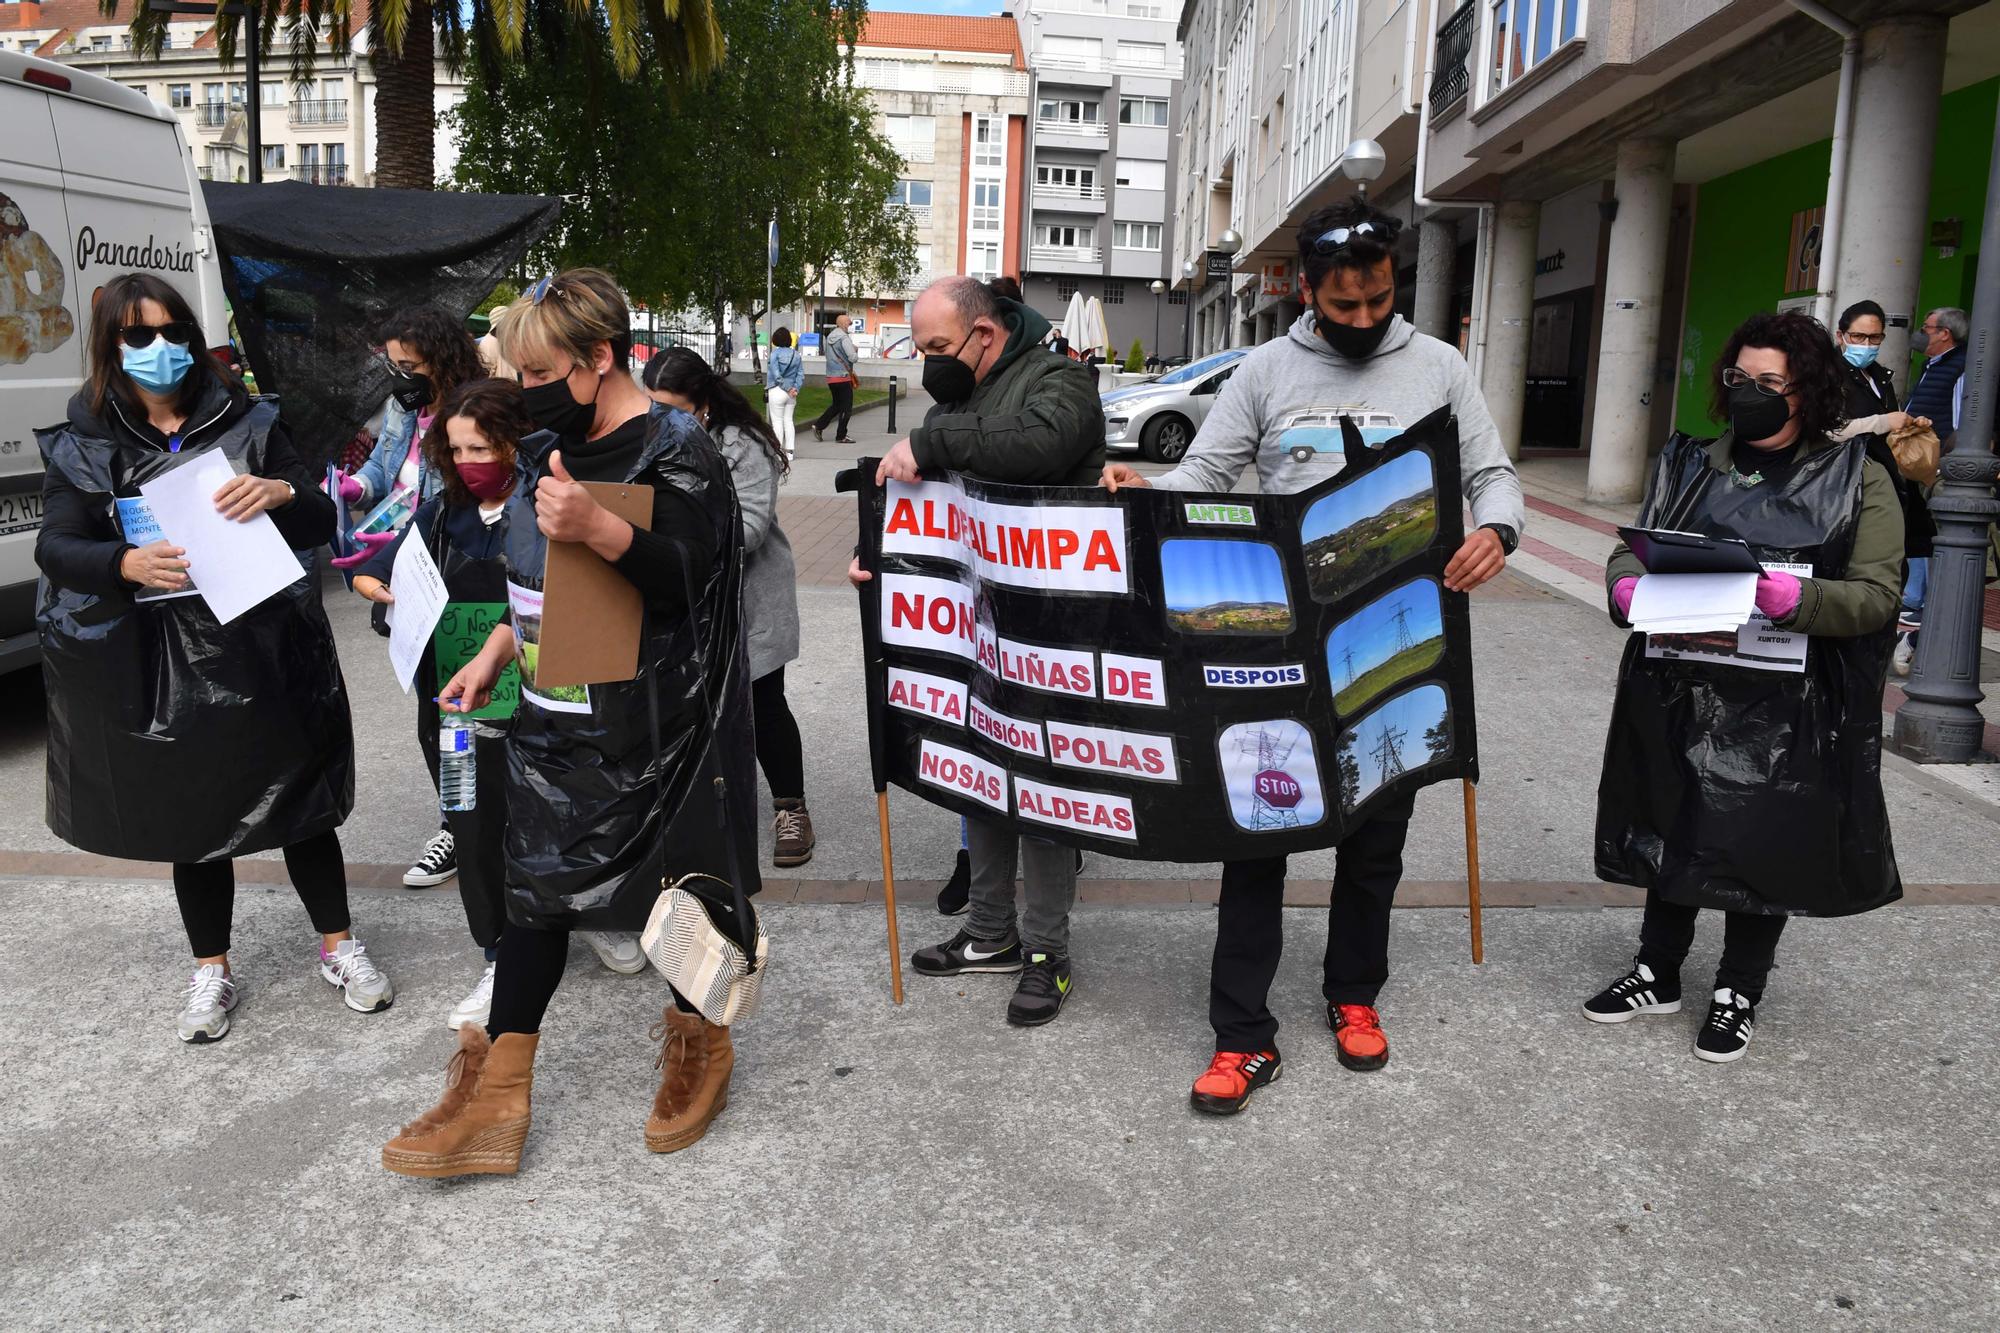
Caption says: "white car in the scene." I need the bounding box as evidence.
[1099,349,1248,464]
[0,52,229,672]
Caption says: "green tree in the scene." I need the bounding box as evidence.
[449,0,914,343]
[1124,337,1145,373]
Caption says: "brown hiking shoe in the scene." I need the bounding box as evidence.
[646,1006,734,1153]
[382,1030,540,1178]
[773,799,815,867]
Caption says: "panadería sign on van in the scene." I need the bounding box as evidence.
[74,227,199,275]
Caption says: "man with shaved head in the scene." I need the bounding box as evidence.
[851,273,1105,1026]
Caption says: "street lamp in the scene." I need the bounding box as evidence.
[1214,229,1243,256]
[1181,258,1197,358]
[1338,138,1387,197]
[1150,278,1166,368]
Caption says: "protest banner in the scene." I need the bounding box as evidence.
[844,408,1485,990]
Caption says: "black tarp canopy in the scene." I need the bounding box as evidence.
[200,180,558,471]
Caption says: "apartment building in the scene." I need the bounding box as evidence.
[0,0,464,187]
[1012,0,1185,360]
[831,13,1031,330]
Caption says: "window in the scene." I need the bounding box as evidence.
[1035,223,1095,249]
[1118,96,1169,127]
[968,241,1000,281]
[203,82,224,104]
[1113,159,1165,191]
[882,113,936,151]
[1057,278,1079,301]
[1168,289,1188,306]
[1290,0,1355,198]
[1112,222,1162,250]
[1042,34,1102,66]
[888,179,933,207]
[299,143,320,168]
[1126,0,1165,15]
[169,83,192,108]
[327,143,346,168]
[1035,164,1098,194]
[971,181,1002,230]
[262,144,286,171]
[89,34,111,51]
[261,80,283,105]
[229,81,247,105]
[1103,280,1125,305]
[911,243,932,275]
[973,116,1004,168]
[1115,40,1166,66]
[1038,98,1100,125]
[1487,0,1584,99]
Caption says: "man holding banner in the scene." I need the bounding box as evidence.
[1106,196,1524,1113]
[852,276,1106,1025]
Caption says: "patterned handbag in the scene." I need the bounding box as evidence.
[640,866,768,1025]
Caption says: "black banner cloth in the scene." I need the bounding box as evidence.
[850,407,1480,861]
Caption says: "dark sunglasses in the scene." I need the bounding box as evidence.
[1310,220,1399,256]
[118,322,197,349]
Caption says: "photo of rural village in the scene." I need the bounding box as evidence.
[1334,682,1452,814]
[1327,578,1445,717]
[1299,451,1437,605]
[1160,539,1294,634]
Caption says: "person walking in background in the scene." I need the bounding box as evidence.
[1909,308,1967,442]
[811,311,859,444]
[339,304,488,892]
[645,347,816,869]
[1590,311,1903,1063]
[849,275,1105,1026]
[766,327,804,462]
[35,272,387,1044]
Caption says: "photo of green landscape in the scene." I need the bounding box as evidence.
[1327,578,1445,717]
[1160,539,1294,634]
[1299,451,1436,605]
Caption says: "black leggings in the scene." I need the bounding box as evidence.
[1636,889,1789,1003]
[172,830,351,958]
[485,921,697,1036]
[752,667,806,802]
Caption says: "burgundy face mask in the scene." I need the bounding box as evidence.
[455,459,514,499]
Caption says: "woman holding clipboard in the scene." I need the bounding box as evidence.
[35,272,386,1044]
[1586,311,1904,1063]
[381,268,759,1179]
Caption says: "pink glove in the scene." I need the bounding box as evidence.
[1754,571,1802,621]
[330,530,396,569]
[1612,577,1638,620]
[338,473,365,504]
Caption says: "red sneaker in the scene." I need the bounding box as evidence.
[1189,1049,1282,1116]
[1328,1003,1390,1071]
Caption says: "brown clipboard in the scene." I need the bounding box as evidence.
[533,480,654,689]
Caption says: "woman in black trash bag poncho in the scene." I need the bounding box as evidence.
[381,268,759,1180]
[34,272,390,1047]
[1584,311,1904,1064]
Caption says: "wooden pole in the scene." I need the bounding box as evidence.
[876,790,905,1004]
[1462,778,1485,964]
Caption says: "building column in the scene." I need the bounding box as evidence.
[1585,138,1677,505]
[1832,15,1949,372]
[1413,216,1458,342]
[1482,200,1540,462]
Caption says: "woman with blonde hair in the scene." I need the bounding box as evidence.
[381,268,760,1177]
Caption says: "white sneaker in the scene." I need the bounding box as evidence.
[448,960,497,1030]
[581,930,647,975]
[178,963,240,1044]
[1892,633,1915,678]
[320,938,395,1013]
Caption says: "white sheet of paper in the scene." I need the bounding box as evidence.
[1629,572,1759,633]
[386,533,450,693]
[138,452,305,625]
[1646,561,1811,673]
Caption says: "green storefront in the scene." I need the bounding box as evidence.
[1674,75,1997,437]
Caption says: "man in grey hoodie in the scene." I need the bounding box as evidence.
[1105,195,1524,1114]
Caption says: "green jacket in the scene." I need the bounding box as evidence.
[1605,432,1903,637]
[909,298,1106,486]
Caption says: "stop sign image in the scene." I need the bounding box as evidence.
[1254,770,1302,808]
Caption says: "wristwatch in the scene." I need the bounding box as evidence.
[280,479,297,505]
[1482,522,1519,556]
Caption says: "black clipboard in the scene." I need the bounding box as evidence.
[1617,527,1765,576]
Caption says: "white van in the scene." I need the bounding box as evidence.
[0,51,228,672]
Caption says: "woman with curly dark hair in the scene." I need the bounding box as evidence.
[1584,310,1904,1064]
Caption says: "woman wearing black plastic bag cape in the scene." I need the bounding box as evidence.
[1585,312,1903,1065]
[34,272,387,1048]
[382,269,759,1181]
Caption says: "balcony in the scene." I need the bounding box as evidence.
[289,98,348,126]
[1035,117,1108,142]
[196,103,230,130]
[1033,181,1105,201]
[1030,244,1101,266]
[291,165,349,185]
[1035,52,1184,80]
[1429,2,1476,120]
[891,203,933,229]
[891,140,936,164]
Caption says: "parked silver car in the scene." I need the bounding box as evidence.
[1100,349,1249,463]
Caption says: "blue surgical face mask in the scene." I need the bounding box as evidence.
[1841,341,1880,369]
[122,339,195,393]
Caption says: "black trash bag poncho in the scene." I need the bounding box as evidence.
[497,411,760,933]
[36,387,354,863]
[1595,432,1901,917]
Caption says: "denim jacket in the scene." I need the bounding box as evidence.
[766,346,804,394]
[355,397,443,511]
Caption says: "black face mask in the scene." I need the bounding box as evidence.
[921,326,981,405]
[385,365,434,412]
[521,373,599,440]
[1727,382,1793,444]
[1315,306,1391,360]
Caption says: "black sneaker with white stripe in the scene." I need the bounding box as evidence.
[1694,988,1757,1063]
[402,829,457,888]
[1582,962,1682,1023]
[912,928,1023,976]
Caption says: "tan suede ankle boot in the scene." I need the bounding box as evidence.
[382,1030,540,1178]
[645,1006,733,1153]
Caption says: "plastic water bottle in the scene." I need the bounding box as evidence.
[439,715,477,812]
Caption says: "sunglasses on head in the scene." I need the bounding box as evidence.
[118,322,197,349]
[1310,220,1399,256]
[527,275,571,306]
